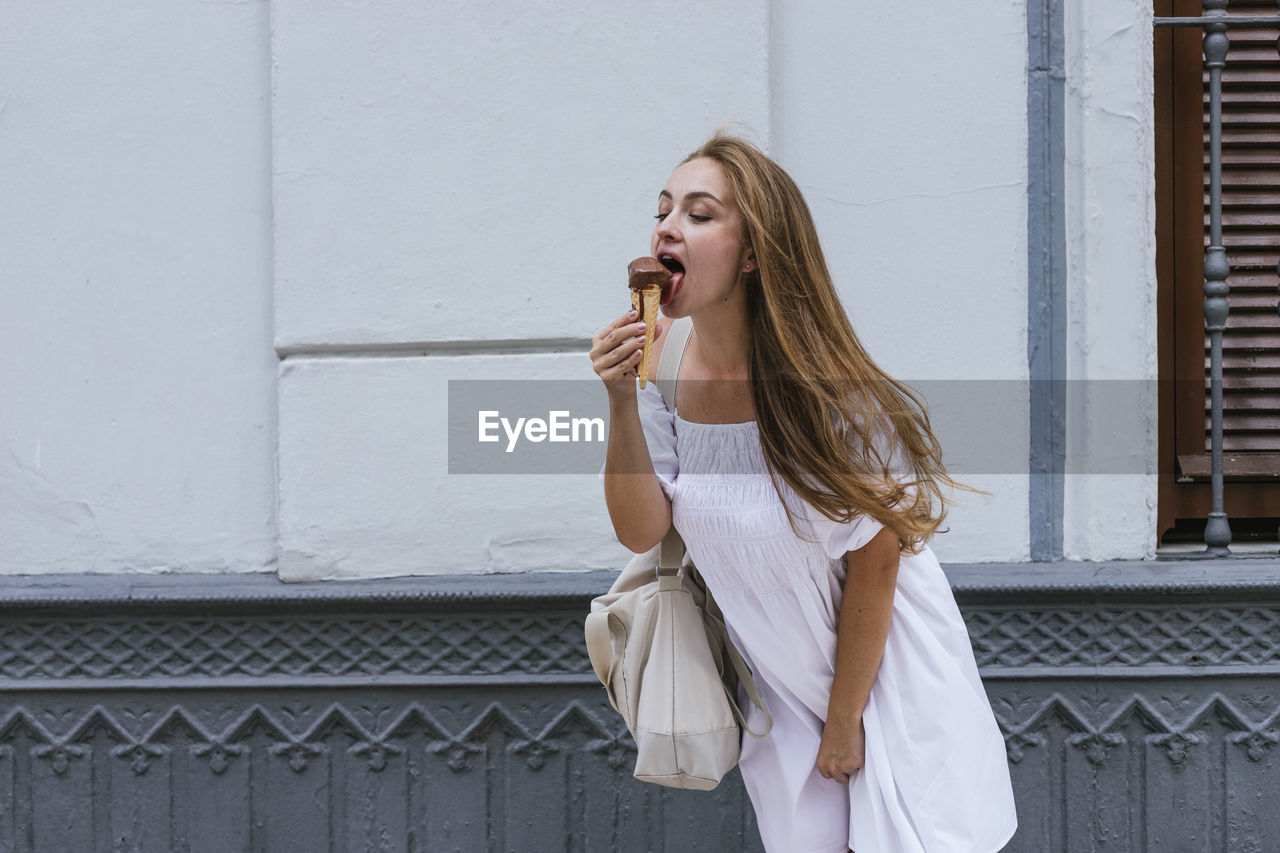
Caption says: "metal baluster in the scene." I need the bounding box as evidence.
[1202,0,1232,555]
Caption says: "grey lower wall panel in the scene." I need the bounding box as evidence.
[0,686,753,853]
[992,677,1280,853]
[0,562,1276,853]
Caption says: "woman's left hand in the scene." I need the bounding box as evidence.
[816,708,866,784]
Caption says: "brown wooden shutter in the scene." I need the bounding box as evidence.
[1157,0,1280,542]
[1202,0,1280,464]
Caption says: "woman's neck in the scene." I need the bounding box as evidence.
[688,301,751,379]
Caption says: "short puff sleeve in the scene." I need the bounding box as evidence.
[598,382,678,501]
[807,507,887,559]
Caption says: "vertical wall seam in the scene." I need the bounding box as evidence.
[268,0,282,576]
[1028,0,1067,561]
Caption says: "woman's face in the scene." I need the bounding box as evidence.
[651,157,753,317]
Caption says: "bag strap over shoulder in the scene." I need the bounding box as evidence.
[652,317,693,574]
[654,317,693,408]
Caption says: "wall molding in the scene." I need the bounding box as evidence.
[0,563,1275,687]
[0,557,1276,605]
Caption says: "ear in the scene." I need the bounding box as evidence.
[742,246,757,273]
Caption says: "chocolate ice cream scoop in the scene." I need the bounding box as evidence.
[627,257,673,291]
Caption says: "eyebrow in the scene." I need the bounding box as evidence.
[659,190,724,205]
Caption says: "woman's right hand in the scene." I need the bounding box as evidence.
[590,311,662,401]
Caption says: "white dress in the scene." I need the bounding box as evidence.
[605,382,1018,853]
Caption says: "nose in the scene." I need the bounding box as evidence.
[654,212,680,245]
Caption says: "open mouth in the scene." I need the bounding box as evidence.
[658,255,684,305]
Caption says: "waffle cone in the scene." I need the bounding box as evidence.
[636,286,661,388]
[628,290,645,386]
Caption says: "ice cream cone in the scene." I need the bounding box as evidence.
[626,257,673,389]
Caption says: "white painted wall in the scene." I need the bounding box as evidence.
[5,0,1148,578]
[273,0,772,578]
[1062,0,1159,560]
[277,0,1033,578]
[273,1,771,349]
[769,2,1031,564]
[0,1,276,574]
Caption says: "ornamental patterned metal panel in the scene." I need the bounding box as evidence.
[966,605,1280,668]
[0,612,590,681]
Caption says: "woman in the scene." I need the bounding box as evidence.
[591,132,1017,853]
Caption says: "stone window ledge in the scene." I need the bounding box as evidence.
[0,558,1274,609]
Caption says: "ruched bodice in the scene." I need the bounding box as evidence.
[670,415,846,595]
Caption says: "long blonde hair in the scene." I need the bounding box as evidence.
[684,132,986,555]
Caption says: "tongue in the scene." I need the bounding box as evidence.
[661,272,683,305]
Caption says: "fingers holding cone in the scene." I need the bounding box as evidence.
[628,289,643,384]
